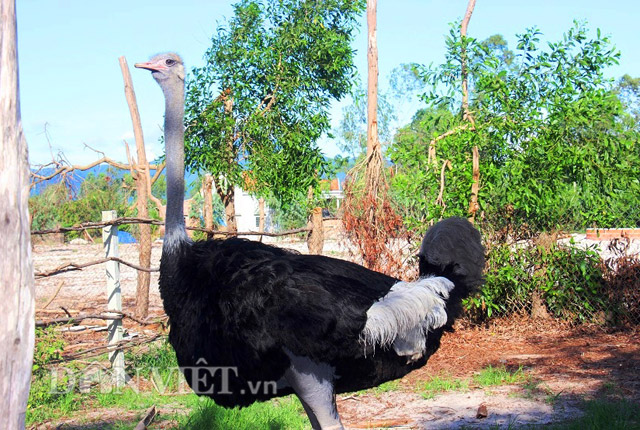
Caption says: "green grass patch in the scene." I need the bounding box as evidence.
[179,396,310,430]
[550,399,640,430]
[419,373,469,399]
[126,339,183,392]
[372,380,401,394]
[473,365,528,387]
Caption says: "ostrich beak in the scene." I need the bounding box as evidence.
[134,61,165,72]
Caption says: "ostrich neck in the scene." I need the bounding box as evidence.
[163,82,189,251]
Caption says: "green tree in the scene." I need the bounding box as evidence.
[617,74,640,125]
[30,170,135,239]
[185,0,365,231]
[391,22,640,236]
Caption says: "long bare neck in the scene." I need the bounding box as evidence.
[162,81,189,250]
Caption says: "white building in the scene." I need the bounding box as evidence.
[233,185,275,233]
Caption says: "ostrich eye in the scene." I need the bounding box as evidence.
[165,59,176,66]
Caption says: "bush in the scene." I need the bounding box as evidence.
[467,240,611,323]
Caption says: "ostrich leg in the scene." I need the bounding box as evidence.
[284,352,344,430]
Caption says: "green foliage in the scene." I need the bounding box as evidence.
[185,0,365,205]
[29,171,135,239]
[266,191,312,231]
[470,241,610,322]
[617,74,640,125]
[29,170,170,240]
[389,106,468,230]
[125,339,181,391]
[390,22,640,237]
[28,328,77,424]
[32,327,65,376]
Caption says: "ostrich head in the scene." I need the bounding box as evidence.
[134,53,185,92]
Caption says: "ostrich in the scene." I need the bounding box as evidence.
[135,53,485,430]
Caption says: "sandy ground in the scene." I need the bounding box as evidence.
[32,237,640,429]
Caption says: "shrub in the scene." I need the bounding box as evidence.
[467,239,611,323]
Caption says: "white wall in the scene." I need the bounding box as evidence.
[233,186,274,232]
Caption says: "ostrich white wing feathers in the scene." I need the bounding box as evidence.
[361,277,454,360]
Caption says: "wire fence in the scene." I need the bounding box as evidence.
[32,213,326,368]
[33,210,640,366]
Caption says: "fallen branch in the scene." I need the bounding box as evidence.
[134,406,158,430]
[39,280,65,310]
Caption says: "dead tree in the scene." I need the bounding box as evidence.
[0,0,36,428]
[119,56,152,319]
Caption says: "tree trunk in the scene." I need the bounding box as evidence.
[460,0,480,223]
[216,180,237,234]
[468,145,480,222]
[365,0,383,200]
[307,207,324,254]
[119,56,151,319]
[0,1,36,427]
[224,193,237,233]
[203,174,214,239]
[366,0,378,159]
[258,198,265,232]
[219,93,238,234]
[460,0,476,125]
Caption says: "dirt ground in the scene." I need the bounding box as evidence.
[33,241,640,429]
[337,319,639,428]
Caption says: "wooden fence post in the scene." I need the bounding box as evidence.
[102,211,125,388]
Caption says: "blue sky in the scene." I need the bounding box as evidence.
[17,0,639,166]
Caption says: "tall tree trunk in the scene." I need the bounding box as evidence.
[365,0,382,200]
[203,174,214,239]
[119,57,151,319]
[460,0,480,223]
[366,0,378,159]
[0,1,36,427]
[460,0,476,126]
